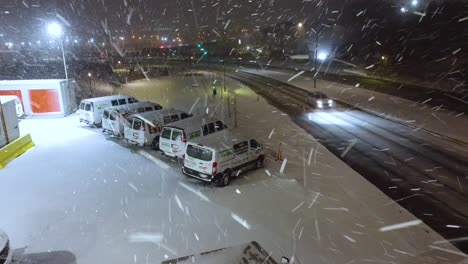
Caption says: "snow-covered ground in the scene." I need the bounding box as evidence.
[242,68,468,144]
[0,72,466,263]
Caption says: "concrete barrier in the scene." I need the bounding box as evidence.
[0,133,34,169]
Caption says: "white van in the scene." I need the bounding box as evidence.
[159,115,227,158]
[182,131,265,186]
[0,96,24,117]
[124,109,192,149]
[102,101,162,136]
[79,95,138,127]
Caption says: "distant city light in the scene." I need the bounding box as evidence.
[317,52,328,61]
[246,46,250,50]
[117,61,121,64]
[4,11,10,14]
[88,72,92,77]
[381,56,386,60]
[37,40,41,44]
[400,7,408,13]
[47,22,63,38]
[89,38,94,43]
[21,42,25,45]
[298,22,303,28]
[119,36,124,40]
[411,0,418,6]
[74,39,78,43]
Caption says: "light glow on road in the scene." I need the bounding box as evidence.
[305,111,352,127]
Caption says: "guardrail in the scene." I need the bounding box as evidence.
[0,133,35,169]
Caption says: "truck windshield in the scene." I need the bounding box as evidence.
[186,145,212,161]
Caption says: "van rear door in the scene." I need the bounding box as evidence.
[108,110,120,134]
[102,109,111,130]
[159,127,173,155]
[130,118,145,145]
[83,102,94,123]
[170,129,185,157]
[184,144,214,175]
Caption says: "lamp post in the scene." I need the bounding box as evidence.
[88,72,93,95]
[47,22,68,85]
[311,24,331,89]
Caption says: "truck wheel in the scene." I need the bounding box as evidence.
[218,170,231,187]
[256,156,265,169]
[151,136,160,150]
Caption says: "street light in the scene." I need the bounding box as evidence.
[411,0,418,6]
[298,22,303,28]
[46,22,68,86]
[317,52,328,61]
[47,22,62,38]
[400,7,408,13]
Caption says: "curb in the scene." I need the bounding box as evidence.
[0,133,35,169]
[338,101,468,146]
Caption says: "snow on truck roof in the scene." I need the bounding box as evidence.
[163,114,221,131]
[0,95,20,102]
[80,94,134,103]
[104,101,161,112]
[129,108,186,126]
[188,130,251,151]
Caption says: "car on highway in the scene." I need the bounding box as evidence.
[306,91,334,109]
[0,230,12,264]
[182,131,264,186]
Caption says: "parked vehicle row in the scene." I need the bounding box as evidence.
[124,108,192,149]
[79,95,138,126]
[159,115,227,158]
[78,95,265,186]
[102,101,163,137]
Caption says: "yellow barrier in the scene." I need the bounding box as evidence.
[0,134,35,169]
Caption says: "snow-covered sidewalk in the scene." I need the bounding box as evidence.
[241,68,468,144]
[0,73,464,263]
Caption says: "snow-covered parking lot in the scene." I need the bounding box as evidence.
[0,72,465,264]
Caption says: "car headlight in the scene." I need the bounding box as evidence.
[317,101,323,108]
[328,99,333,105]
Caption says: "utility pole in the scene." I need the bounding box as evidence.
[223,60,226,92]
[234,93,237,128]
[227,93,231,118]
[311,24,330,89]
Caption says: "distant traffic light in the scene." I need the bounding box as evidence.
[203,50,208,55]
[197,43,202,49]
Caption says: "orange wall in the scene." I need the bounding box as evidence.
[0,90,24,109]
[29,89,61,113]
